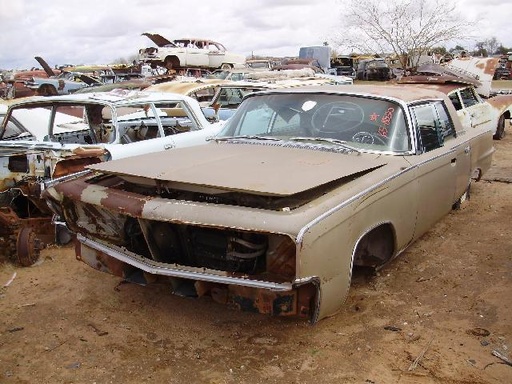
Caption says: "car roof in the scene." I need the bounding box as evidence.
[244,84,452,103]
[403,82,473,95]
[6,90,199,108]
[145,79,231,94]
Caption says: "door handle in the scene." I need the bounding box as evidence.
[464,146,471,154]
[164,143,174,150]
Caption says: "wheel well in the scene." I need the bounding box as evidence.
[37,83,58,96]
[164,56,180,69]
[353,224,395,268]
[493,113,508,140]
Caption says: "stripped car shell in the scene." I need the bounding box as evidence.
[0,90,223,265]
[45,85,494,322]
[0,144,107,265]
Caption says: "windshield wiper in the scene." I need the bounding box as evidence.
[289,136,361,153]
[210,135,281,142]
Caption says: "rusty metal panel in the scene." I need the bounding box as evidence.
[447,57,499,97]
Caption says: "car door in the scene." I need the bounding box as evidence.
[451,87,493,131]
[106,101,211,159]
[407,101,470,240]
[206,42,225,68]
[185,40,209,67]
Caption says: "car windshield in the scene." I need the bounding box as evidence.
[218,93,411,153]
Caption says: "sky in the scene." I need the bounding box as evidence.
[0,0,511,70]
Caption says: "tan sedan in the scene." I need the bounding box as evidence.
[45,85,494,322]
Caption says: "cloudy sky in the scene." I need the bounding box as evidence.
[0,0,510,70]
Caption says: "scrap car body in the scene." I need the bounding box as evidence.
[138,33,246,70]
[356,58,392,81]
[23,56,104,96]
[0,90,222,265]
[45,84,494,322]
[399,57,512,139]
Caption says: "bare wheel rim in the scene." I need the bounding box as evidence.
[16,227,42,267]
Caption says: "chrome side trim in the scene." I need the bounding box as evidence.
[296,165,411,243]
[77,233,302,292]
[297,142,466,244]
[43,169,93,189]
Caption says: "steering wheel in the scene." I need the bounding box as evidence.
[352,131,388,145]
[311,102,365,135]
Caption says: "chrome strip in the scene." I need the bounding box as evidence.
[296,145,461,243]
[297,166,410,243]
[43,169,93,189]
[77,233,302,292]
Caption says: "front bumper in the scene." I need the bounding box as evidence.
[76,233,320,320]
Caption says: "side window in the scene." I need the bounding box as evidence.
[432,102,456,141]
[449,93,462,110]
[117,104,162,143]
[155,101,197,136]
[411,103,444,152]
[1,109,34,139]
[459,87,480,108]
[218,88,244,107]
[192,88,216,104]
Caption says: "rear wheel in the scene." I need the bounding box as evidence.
[220,63,233,70]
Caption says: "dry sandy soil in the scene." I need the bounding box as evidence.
[1,87,512,384]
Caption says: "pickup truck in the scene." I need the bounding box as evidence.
[0,89,223,266]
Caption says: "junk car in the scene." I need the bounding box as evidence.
[201,74,347,121]
[145,78,230,107]
[356,58,392,81]
[0,90,223,265]
[138,33,246,71]
[23,56,104,96]
[399,57,512,140]
[330,55,356,79]
[44,84,494,322]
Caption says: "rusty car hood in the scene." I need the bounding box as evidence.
[88,142,388,196]
[399,57,499,97]
[141,33,176,48]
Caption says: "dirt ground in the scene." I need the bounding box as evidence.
[1,89,512,384]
